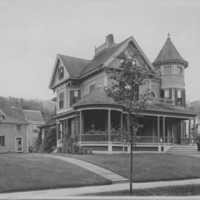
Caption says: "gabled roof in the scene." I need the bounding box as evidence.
[49,35,155,90]
[0,106,28,124]
[73,87,117,108]
[79,37,131,77]
[153,36,188,67]
[23,110,45,125]
[58,54,89,78]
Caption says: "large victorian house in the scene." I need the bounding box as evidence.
[49,34,197,153]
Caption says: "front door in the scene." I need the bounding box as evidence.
[16,137,23,152]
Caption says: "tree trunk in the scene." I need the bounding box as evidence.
[129,112,133,194]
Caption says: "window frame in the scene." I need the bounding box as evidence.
[164,89,170,99]
[58,66,64,80]
[0,135,5,146]
[176,66,183,75]
[16,125,22,131]
[164,66,172,75]
[59,92,64,109]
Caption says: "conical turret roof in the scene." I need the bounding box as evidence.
[153,35,188,67]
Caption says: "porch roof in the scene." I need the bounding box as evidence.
[144,103,196,118]
[73,87,119,109]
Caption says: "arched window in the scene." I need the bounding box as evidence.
[58,66,64,80]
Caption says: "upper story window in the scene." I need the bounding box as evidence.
[58,66,64,80]
[16,125,22,131]
[59,92,64,109]
[164,66,171,75]
[176,66,183,75]
[0,136,5,146]
[70,90,80,106]
[164,89,170,99]
[89,84,96,92]
[176,89,184,106]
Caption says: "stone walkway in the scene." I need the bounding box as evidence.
[38,154,129,183]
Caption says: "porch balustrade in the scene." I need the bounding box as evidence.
[152,97,174,105]
[78,134,173,144]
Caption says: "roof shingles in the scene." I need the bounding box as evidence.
[153,37,188,67]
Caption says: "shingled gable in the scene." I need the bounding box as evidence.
[49,35,155,90]
[80,36,154,78]
[153,36,188,67]
[49,54,89,89]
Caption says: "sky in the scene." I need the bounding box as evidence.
[0,0,200,102]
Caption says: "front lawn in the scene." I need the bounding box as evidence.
[64,153,200,182]
[0,154,111,193]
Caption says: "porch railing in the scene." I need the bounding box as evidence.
[79,134,173,144]
[152,97,174,105]
[81,134,108,143]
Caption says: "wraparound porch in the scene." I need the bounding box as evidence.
[56,107,197,153]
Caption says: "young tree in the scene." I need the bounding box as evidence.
[106,48,156,194]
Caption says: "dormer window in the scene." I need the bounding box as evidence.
[58,66,64,80]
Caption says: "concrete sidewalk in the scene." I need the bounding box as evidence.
[38,154,129,183]
[1,178,200,199]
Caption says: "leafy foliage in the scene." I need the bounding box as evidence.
[106,47,157,194]
[61,135,92,155]
[33,127,56,153]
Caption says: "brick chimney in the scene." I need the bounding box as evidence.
[106,34,114,47]
[95,34,116,56]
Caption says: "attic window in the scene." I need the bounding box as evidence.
[16,125,22,131]
[58,66,64,80]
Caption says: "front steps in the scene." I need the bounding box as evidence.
[167,145,197,154]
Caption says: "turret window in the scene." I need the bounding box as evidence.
[176,66,183,75]
[164,66,171,75]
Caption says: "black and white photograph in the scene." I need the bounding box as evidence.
[0,0,200,199]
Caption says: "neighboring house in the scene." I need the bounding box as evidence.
[0,107,29,153]
[49,34,197,153]
[23,110,45,150]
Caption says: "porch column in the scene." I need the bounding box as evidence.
[65,119,69,137]
[163,116,166,143]
[108,109,111,142]
[121,112,123,129]
[56,120,59,142]
[189,119,191,144]
[79,111,83,142]
[194,118,196,144]
[157,116,160,144]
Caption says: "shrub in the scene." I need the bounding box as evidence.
[61,135,92,155]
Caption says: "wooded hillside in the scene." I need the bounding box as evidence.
[0,96,56,122]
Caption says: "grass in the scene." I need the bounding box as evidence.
[63,153,200,182]
[0,154,111,193]
[85,185,200,196]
